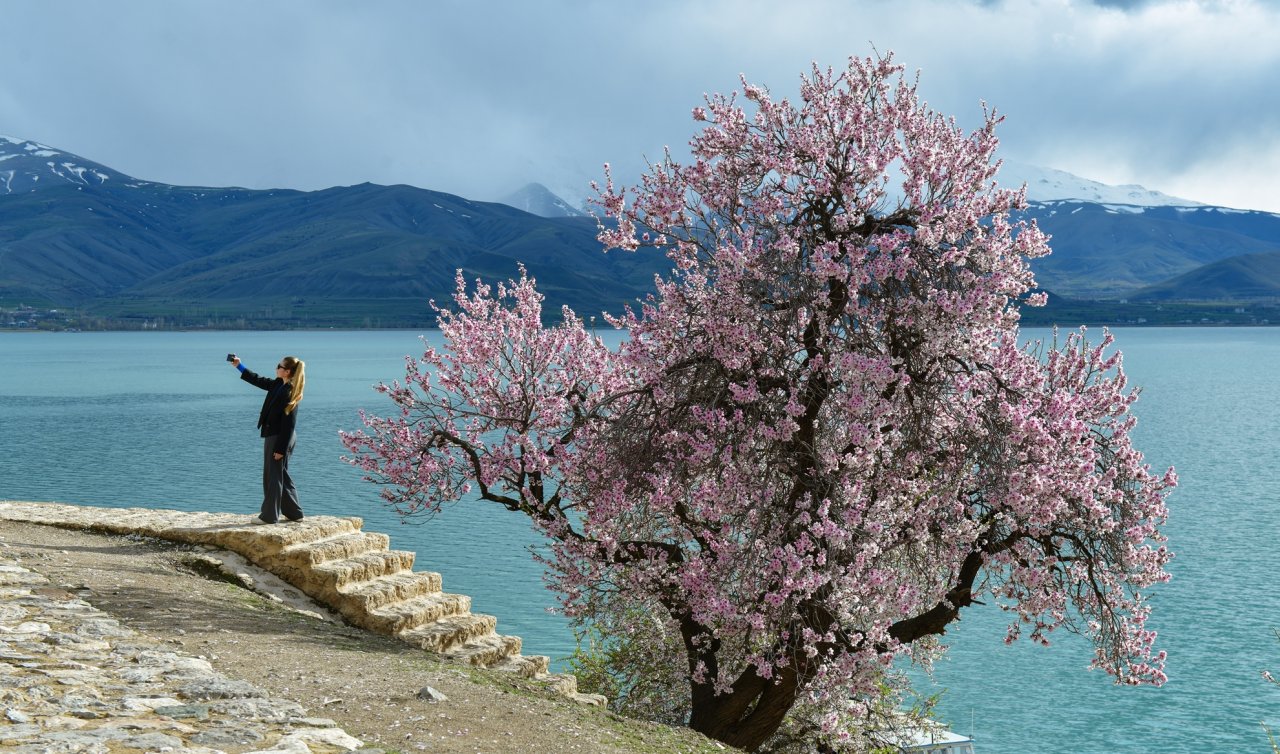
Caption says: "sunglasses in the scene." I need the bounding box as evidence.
[276,363,289,370]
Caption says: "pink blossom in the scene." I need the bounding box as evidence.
[343,53,1173,752]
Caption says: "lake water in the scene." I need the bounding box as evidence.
[1,327,1277,752]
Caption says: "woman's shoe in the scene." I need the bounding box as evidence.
[251,516,276,525]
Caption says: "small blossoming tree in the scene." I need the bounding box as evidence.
[342,54,1173,752]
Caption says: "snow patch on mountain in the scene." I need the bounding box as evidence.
[499,182,586,218]
[998,160,1203,208]
[0,135,136,194]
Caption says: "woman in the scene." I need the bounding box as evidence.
[231,355,306,524]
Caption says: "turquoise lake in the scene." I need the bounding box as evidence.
[1,327,1276,752]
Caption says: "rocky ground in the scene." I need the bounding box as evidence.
[0,519,732,754]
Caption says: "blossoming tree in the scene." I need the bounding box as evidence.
[341,54,1174,752]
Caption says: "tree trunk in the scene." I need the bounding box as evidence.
[687,666,800,752]
[681,550,989,751]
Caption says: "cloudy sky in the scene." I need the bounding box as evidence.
[3,0,1278,211]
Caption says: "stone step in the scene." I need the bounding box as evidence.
[525,673,608,706]
[334,571,447,614]
[236,517,364,547]
[0,503,603,705]
[212,518,368,562]
[361,592,474,635]
[529,673,581,697]
[482,651,550,678]
[444,633,524,668]
[396,613,499,653]
[310,551,419,589]
[280,532,395,568]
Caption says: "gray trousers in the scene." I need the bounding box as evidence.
[261,434,302,522]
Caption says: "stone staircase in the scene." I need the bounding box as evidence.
[0,501,600,705]
[265,522,554,679]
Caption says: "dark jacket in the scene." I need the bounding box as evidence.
[240,368,298,454]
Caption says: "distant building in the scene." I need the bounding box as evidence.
[896,727,975,754]
[875,720,976,754]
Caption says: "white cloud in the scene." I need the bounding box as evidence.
[0,0,1277,211]
[1159,139,1280,211]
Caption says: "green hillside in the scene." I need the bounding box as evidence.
[7,137,1280,330]
[1025,203,1280,299]
[1135,250,1280,301]
[0,181,668,328]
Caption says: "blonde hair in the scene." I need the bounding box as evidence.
[281,356,305,414]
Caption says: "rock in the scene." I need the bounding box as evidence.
[0,552,362,753]
[177,676,267,700]
[279,727,366,750]
[120,732,185,750]
[155,703,211,720]
[190,724,265,746]
[416,685,448,703]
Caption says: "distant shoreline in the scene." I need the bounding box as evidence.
[4,321,1280,335]
[8,296,1280,331]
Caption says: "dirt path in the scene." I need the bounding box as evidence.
[0,520,730,754]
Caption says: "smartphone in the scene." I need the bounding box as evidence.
[226,353,236,362]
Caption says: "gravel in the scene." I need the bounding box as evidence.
[0,520,732,754]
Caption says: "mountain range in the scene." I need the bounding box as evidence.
[0,136,667,328]
[3,135,1280,329]
[993,161,1280,305]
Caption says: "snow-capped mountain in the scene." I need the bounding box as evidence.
[998,160,1203,209]
[498,182,586,218]
[985,162,1280,301]
[0,135,142,194]
[0,137,671,326]
[4,134,1279,322]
